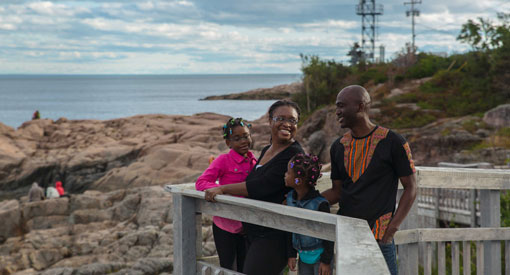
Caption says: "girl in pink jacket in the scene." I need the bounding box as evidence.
[196,117,256,271]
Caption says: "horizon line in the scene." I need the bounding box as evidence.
[0,73,303,76]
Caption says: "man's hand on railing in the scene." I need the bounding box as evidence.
[204,186,224,202]
[381,226,398,244]
[287,257,296,272]
[319,262,331,275]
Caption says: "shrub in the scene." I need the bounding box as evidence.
[358,66,388,85]
[405,53,451,79]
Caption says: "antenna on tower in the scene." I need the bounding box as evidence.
[404,0,421,53]
[356,0,383,63]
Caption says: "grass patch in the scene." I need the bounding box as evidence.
[461,119,479,133]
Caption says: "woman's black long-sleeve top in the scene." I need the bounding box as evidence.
[243,141,304,239]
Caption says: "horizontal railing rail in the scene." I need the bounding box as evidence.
[395,227,510,244]
[414,166,510,189]
[316,167,510,190]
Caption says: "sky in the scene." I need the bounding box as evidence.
[0,0,508,74]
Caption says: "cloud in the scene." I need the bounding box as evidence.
[0,0,506,74]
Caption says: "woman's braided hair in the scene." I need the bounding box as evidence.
[289,153,322,186]
[222,117,251,139]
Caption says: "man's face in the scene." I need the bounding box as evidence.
[335,90,359,129]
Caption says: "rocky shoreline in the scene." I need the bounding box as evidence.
[0,83,509,273]
[0,113,274,201]
[201,82,303,100]
[0,113,267,274]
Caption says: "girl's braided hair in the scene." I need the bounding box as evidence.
[289,153,322,186]
[222,117,251,139]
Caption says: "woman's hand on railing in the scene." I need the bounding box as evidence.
[204,186,224,202]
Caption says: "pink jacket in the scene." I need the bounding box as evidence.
[196,149,257,233]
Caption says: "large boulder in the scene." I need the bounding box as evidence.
[297,106,346,163]
[0,200,21,241]
[0,136,26,184]
[483,104,510,128]
[23,198,70,220]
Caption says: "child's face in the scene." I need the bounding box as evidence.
[226,125,252,156]
[285,161,296,188]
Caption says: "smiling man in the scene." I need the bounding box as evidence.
[321,85,417,275]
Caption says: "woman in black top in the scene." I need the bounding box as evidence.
[205,100,304,275]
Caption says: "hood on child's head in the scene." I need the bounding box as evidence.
[56,181,62,187]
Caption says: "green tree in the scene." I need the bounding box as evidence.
[294,54,351,114]
[457,12,510,51]
[347,42,364,67]
[457,17,498,51]
[489,13,510,98]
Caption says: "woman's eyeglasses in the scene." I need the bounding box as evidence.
[272,116,298,125]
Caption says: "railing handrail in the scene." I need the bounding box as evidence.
[168,185,368,241]
[414,166,510,189]
[395,227,510,245]
[316,166,510,190]
[168,185,390,275]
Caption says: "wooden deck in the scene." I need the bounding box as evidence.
[168,166,510,275]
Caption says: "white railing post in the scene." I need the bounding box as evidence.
[480,189,501,275]
[398,186,419,275]
[173,193,198,275]
[334,216,389,274]
[469,190,477,227]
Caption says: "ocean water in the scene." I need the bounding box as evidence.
[0,74,301,128]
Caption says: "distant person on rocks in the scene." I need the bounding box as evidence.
[32,110,40,120]
[321,85,417,275]
[285,153,333,275]
[196,117,257,271]
[46,186,60,199]
[55,181,65,196]
[28,182,45,202]
[205,100,304,275]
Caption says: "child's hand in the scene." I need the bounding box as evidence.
[287,258,297,271]
[319,262,331,275]
[205,186,223,202]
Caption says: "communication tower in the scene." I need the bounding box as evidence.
[379,45,385,63]
[356,0,383,63]
[404,0,421,53]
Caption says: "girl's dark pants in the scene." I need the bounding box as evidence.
[242,233,287,275]
[212,223,246,271]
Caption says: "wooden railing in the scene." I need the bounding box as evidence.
[167,186,390,275]
[168,166,510,275]
[417,188,479,226]
[395,228,510,275]
[396,166,510,275]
